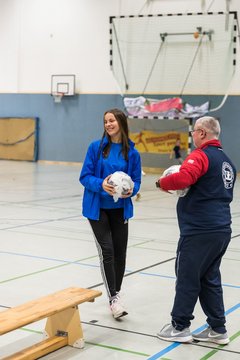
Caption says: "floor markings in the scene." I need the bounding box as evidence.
[147,303,240,360]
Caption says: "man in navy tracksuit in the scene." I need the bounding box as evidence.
[156,116,236,344]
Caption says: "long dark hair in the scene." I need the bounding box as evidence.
[99,108,130,160]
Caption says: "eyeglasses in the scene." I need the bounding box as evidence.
[190,128,203,135]
[191,128,218,137]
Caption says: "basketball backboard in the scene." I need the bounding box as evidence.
[51,74,75,96]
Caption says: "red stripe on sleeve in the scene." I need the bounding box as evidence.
[160,149,209,191]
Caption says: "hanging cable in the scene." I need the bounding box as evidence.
[141,41,164,95]
[112,21,129,92]
[179,34,205,97]
[209,69,236,112]
[207,0,215,12]
[210,11,238,112]
[138,0,152,16]
[225,0,231,30]
[0,131,35,146]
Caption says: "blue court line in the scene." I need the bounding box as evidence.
[147,303,240,360]
[0,251,76,264]
[75,265,240,289]
[1,251,240,289]
[138,271,240,289]
[138,271,176,280]
[222,283,240,289]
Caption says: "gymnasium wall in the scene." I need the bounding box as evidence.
[0,0,240,169]
[0,93,239,170]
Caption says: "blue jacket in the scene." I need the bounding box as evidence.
[79,137,141,220]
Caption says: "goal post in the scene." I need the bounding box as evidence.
[110,12,237,102]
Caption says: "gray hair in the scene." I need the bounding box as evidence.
[195,116,221,138]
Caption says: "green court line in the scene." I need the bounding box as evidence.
[199,330,240,360]
[86,341,150,357]
[0,239,154,285]
[21,328,42,334]
[0,254,97,284]
[17,328,150,357]
[12,326,240,360]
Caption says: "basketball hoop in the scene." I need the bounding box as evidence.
[52,92,64,103]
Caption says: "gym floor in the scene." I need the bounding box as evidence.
[0,160,239,359]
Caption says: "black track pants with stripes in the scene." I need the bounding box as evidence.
[88,208,128,299]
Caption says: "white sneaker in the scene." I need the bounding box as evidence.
[110,297,128,319]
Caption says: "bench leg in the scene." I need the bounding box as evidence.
[44,305,84,348]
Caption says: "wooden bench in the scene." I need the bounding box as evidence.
[0,287,102,359]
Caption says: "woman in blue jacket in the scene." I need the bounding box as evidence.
[80,109,141,319]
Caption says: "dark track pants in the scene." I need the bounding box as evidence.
[89,208,128,299]
[171,232,231,333]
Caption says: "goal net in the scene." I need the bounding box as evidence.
[110,12,237,100]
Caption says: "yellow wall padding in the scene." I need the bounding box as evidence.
[0,118,38,161]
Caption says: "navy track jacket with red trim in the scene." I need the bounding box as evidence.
[160,140,236,235]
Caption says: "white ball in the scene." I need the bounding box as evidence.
[162,165,189,197]
[162,165,181,177]
[108,171,134,202]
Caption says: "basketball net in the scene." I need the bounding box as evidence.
[52,92,64,103]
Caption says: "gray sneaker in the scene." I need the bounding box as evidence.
[157,324,193,343]
[192,327,229,345]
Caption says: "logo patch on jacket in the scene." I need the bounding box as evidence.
[222,161,234,189]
